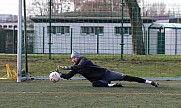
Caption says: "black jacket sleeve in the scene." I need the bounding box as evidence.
[61,70,78,79]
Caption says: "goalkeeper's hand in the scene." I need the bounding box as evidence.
[55,66,60,72]
[59,66,70,70]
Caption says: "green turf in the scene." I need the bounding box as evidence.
[0,54,181,78]
[0,54,181,107]
[0,80,180,108]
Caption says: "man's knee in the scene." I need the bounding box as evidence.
[92,80,108,87]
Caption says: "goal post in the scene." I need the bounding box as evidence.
[17,0,23,82]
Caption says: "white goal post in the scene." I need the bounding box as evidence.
[17,0,22,82]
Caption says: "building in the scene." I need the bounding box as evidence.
[31,15,155,54]
[148,23,181,55]
[0,18,34,53]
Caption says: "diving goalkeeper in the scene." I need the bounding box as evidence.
[56,51,159,87]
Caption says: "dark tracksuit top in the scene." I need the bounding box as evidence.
[61,57,107,82]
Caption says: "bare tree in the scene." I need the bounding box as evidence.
[27,0,73,16]
[27,0,49,16]
[74,0,127,13]
[145,2,167,16]
[125,0,145,54]
[51,0,73,14]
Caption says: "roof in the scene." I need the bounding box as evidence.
[30,16,155,23]
[152,16,170,20]
[149,23,181,29]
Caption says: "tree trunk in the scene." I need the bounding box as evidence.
[125,0,145,55]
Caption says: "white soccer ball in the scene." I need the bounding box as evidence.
[49,71,61,83]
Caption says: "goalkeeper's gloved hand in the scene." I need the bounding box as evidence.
[55,66,60,72]
[59,66,69,70]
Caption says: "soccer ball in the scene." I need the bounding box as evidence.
[49,71,61,83]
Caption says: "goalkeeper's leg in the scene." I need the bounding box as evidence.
[122,75,159,87]
[92,80,108,87]
[92,80,123,87]
[122,75,146,83]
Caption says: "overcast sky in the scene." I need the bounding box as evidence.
[0,0,19,15]
[0,0,180,15]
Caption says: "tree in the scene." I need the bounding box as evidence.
[27,0,49,16]
[138,1,169,16]
[74,0,129,15]
[27,0,73,16]
[146,2,167,16]
[125,0,145,54]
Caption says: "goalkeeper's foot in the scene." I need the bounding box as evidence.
[151,81,159,87]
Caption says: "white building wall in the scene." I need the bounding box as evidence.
[149,29,178,55]
[176,30,181,54]
[165,29,175,55]
[33,22,146,54]
[149,23,181,55]
[149,29,158,54]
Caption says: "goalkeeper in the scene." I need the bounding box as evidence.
[56,51,159,87]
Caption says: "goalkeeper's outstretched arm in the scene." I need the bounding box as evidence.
[60,70,78,79]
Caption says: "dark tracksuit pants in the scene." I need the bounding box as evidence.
[92,70,146,87]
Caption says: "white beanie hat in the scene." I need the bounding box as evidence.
[71,51,80,58]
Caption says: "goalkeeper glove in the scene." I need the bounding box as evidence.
[59,66,70,70]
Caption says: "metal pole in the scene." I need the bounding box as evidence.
[49,0,52,59]
[43,27,45,53]
[96,29,99,54]
[175,28,177,55]
[120,0,124,61]
[97,34,99,54]
[70,28,73,53]
[13,26,15,53]
[17,0,22,82]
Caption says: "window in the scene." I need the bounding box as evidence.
[8,25,12,28]
[81,26,104,35]
[90,27,95,34]
[64,26,69,34]
[47,26,56,34]
[81,27,89,34]
[3,25,7,28]
[115,27,132,35]
[56,26,61,33]
[47,26,70,34]
[115,27,123,35]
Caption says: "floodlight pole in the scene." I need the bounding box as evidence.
[17,0,23,82]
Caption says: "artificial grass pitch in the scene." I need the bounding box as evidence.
[0,80,180,108]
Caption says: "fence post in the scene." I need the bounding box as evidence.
[120,0,124,61]
[48,0,52,59]
[70,28,73,53]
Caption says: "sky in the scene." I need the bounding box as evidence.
[0,0,181,15]
[0,0,32,15]
[147,0,181,10]
[0,0,18,15]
